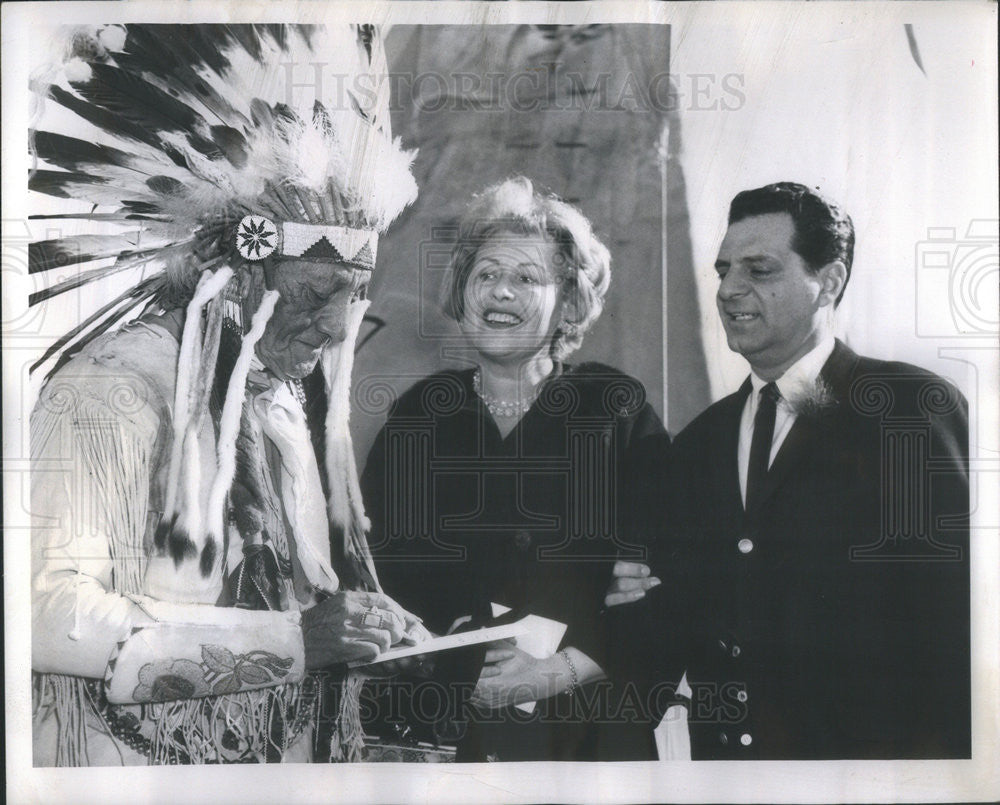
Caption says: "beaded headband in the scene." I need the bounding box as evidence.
[236,216,378,271]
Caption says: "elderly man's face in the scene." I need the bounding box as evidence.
[256,260,369,380]
[715,213,833,380]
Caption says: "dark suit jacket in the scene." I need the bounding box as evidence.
[613,340,970,759]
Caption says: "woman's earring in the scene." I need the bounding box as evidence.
[559,318,579,336]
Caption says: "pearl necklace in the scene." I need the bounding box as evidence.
[473,369,539,418]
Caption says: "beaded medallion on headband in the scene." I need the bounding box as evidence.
[236,216,378,270]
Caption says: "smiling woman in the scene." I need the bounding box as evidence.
[440,177,613,436]
[445,177,611,363]
[456,232,563,390]
[362,177,670,761]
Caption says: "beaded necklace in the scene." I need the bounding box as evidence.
[472,368,540,418]
[289,379,308,408]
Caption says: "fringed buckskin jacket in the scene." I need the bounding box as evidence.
[31,317,324,765]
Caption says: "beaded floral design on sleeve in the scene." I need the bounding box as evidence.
[132,645,295,702]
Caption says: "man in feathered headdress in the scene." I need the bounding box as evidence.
[29,23,425,765]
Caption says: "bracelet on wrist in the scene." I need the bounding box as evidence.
[559,649,579,697]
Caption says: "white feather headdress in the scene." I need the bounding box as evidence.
[29,23,417,604]
[30,24,415,329]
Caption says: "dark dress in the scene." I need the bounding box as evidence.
[362,362,669,760]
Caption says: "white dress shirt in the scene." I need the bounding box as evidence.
[737,336,835,506]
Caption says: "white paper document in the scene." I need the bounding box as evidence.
[349,619,530,667]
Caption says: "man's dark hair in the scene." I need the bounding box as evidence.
[728,182,855,305]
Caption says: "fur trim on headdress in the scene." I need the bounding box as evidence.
[206,291,280,552]
[143,286,276,605]
[322,299,379,591]
[162,269,233,522]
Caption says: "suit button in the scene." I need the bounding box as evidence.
[731,644,742,658]
[737,538,754,554]
[513,530,532,550]
[736,690,748,703]
[740,733,753,746]
[719,731,729,746]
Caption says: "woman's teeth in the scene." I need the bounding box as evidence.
[484,311,522,325]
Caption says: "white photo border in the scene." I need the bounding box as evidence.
[4,2,997,803]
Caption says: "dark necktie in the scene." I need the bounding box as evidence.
[746,382,780,512]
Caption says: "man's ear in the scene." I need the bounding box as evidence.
[817,260,847,307]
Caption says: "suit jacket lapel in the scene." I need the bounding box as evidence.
[816,338,861,403]
[747,339,860,515]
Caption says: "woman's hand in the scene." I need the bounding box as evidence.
[471,643,607,710]
[470,642,547,709]
[604,560,661,607]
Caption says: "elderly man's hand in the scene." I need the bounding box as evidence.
[604,560,661,607]
[302,590,419,669]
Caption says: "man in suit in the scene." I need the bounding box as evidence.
[608,182,970,759]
